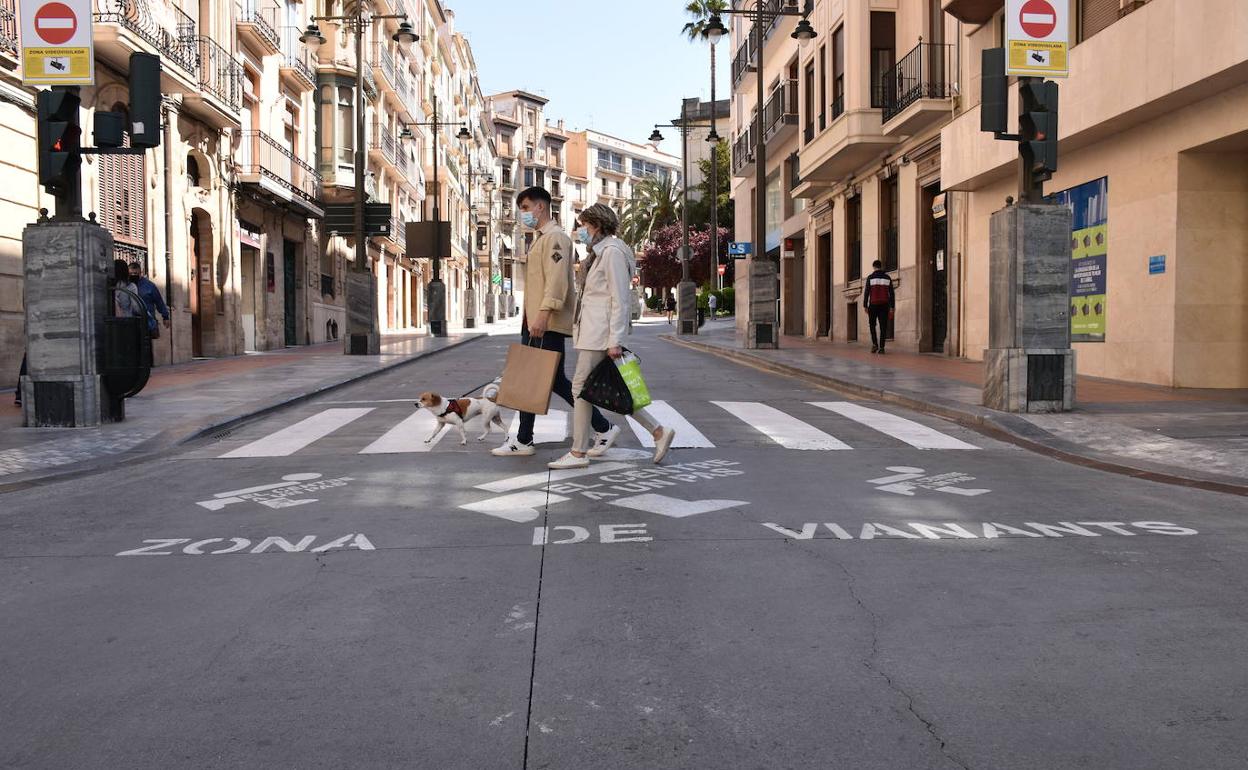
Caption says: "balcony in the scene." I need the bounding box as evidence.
[237,131,324,218]
[183,36,243,128]
[880,42,955,136]
[279,32,317,91]
[794,109,896,194]
[596,159,627,177]
[0,0,17,60]
[236,1,280,55]
[731,125,755,177]
[731,32,756,87]
[763,79,798,146]
[93,0,198,79]
[372,42,396,92]
[941,0,1001,25]
[370,123,398,169]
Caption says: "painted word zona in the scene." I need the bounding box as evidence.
[762,521,1198,541]
[116,534,375,556]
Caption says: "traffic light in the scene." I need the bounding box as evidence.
[1020,79,1059,180]
[980,48,1008,135]
[37,88,81,197]
[128,52,162,149]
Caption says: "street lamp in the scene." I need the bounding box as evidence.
[651,101,718,336]
[301,12,416,354]
[397,95,470,337]
[703,2,814,349]
[462,163,494,328]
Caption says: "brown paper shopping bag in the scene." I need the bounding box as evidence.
[496,340,560,415]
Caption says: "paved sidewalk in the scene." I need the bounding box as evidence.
[668,321,1248,494]
[0,319,519,490]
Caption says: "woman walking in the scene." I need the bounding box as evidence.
[548,204,675,470]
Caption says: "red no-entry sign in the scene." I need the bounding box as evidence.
[34,2,78,45]
[1019,0,1057,38]
[717,264,726,276]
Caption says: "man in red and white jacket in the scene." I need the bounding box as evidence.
[862,260,895,354]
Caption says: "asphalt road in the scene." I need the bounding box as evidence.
[2,320,1246,770]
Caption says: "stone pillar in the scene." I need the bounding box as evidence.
[344,269,380,354]
[427,279,447,336]
[21,219,123,427]
[983,203,1076,413]
[746,259,778,349]
[464,286,476,328]
[676,280,698,335]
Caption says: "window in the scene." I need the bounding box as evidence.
[337,86,354,166]
[186,154,201,187]
[880,176,899,271]
[818,44,827,130]
[846,195,862,281]
[1079,0,1123,42]
[803,61,815,142]
[870,12,896,109]
[99,104,145,246]
[832,26,845,118]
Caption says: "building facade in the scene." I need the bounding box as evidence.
[672,97,731,201]
[729,0,1247,388]
[1,0,499,391]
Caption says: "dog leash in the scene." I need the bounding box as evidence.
[457,379,497,399]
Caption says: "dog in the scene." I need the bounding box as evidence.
[416,380,505,445]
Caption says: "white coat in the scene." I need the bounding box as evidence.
[573,235,634,351]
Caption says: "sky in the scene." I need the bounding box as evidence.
[448,0,720,154]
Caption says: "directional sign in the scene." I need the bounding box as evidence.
[323,203,392,236]
[1006,0,1069,78]
[728,241,752,258]
[20,0,93,86]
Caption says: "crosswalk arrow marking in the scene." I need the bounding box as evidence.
[609,494,749,518]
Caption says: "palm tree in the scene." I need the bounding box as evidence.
[620,176,682,249]
[681,0,728,41]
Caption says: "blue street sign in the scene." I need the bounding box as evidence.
[728,241,752,258]
[1148,255,1166,275]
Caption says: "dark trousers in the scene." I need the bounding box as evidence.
[518,327,609,445]
[867,306,890,350]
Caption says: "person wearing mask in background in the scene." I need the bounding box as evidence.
[548,204,675,469]
[113,260,145,319]
[129,262,170,338]
[492,187,618,458]
[862,259,895,354]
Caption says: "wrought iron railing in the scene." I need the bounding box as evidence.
[320,274,335,298]
[238,130,322,203]
[848,239,862,281]
[195,36,243,113]
[731,35,755,86]
[371,122,397,166]
[94,0,198,75]
[762,80,796,138]
[732,126,755,175]
[881,41,955,123]
[0,0,17,57]
[114,241,149,271]
[882,225,899,271]
[373,42,395,89]
[236,0,279,51]
[831,93,844,120]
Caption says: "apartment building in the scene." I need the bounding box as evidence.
[672,97,731,201]
[941,0,1247,387]
[565,129,683,218]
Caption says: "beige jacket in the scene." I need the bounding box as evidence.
[523,219,576,335]
[573,236,635,351]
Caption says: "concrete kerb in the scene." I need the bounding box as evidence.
[0,334,488,495]
[662,334,1248,498]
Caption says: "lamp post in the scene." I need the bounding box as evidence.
[301,13,417,355]
[398,96,471,337]
[650,102,718,336]
[702,1,815,349]
[464,164,494,327]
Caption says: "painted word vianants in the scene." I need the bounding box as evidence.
[761,521,1198,541]
[116,534,375,556]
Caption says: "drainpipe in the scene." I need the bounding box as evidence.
[162,99,175,362]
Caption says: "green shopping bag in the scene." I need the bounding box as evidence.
[615,350,652,411]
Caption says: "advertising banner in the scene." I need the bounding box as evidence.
[1049,177,1109,341]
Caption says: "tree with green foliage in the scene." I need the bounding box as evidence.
[687,139,733,233]
[681,0,727,41]
[619,175,682,250]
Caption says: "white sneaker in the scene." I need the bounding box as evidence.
[586,425,621,457]
[653,427,676,464]
[547,452,590,470]
[491,440,535,457]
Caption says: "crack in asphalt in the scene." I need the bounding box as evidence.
[521,469,553,770]
[832,558,971,770]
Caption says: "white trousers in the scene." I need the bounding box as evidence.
[571,349,660,454]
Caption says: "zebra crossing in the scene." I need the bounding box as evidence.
[212,400,982,459]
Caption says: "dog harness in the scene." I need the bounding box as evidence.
[438,398,467,419]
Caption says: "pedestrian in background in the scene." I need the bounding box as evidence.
[113,260,144,319]
[492,187,616,458]
[128,262,170,338]
[13,354,26,407]
[665,291,676,324]
[708,291,718,319]
[862,259,895,354]
[548,204,674,470]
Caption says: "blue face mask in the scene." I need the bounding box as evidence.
[576,227,591,244]
[519,210,538,229]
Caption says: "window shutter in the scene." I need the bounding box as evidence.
[1080,0,1120,42]
[98,130,145,245]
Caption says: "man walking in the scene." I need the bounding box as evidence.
[128,262,171,336]
[862,260,894,354]
[708,291,718,320]
[492,187,618,457]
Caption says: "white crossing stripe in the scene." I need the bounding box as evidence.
[475,462,634,494]
[507,409,568,445]
[220,408,374,458]
[359,410,452,454]
[459,491,569,523]
[712,401,852,450]
[626,400,715,448]
[809,402,979,450]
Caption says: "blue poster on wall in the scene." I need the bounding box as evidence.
[1048,177,1109,342]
